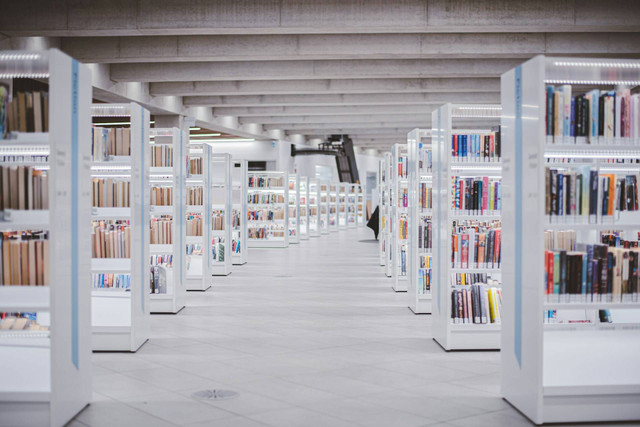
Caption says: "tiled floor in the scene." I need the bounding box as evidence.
[72,228,556,426]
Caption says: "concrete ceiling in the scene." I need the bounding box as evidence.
[1,0,639,150]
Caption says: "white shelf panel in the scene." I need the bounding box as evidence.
[150,244,173,253]
[0,210,48,228]
[91,207,131,218]
[186,235,202,244]
[211,229,226,235]
[450,267,501,273]
[186,205,203,213]
[0,286,50,312]
[450,323,501,332]
[450,213,502,220]
[149,166,173,175]
[150,205,173,215]
[91,258,131,272]
[543,221,640,231]
[1,132,49,145]
[544,301,640,310]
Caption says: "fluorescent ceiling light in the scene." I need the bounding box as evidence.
[190,127,201,131]
[190,133,222,137]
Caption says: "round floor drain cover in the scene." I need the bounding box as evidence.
[191,389,238,400]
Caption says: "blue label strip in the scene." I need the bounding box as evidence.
[436,108,442,313]
[141,107,145,313]
[514,65,523,367]
[71,60,79,369]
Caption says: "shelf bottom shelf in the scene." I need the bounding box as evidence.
[434,326,500,351]
[409,295,432,314]
[92,326,148,352]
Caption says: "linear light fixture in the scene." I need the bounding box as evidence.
[189,133,222,137]
[545,79,640,86]
[552,61,640,69]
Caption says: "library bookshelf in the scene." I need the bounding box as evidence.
[210,153,232,275]
[231,159,248,265]
[308,178,321,237]
[247,171,289,248]
[337,182,348,229]
[0,48,92,427]
[347,184,357,228]
[319,180,330,235]
[299,175,310,240]
[408,128,434,314]
[392,143,409,292]
[288,172,300,244]
[185,143,212,291]
[90,102,151,352]
[148,127,187,314]
[356,183,366,226]
[379,157,388,266]
[431,103,502,350]
[329,183,338,232]
[501,55,640,424]
[384,153,394,277]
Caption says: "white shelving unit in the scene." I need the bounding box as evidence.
[299,175,310,240]
[347,184,357,228]
[148,127,187,314]
[356,183,366,226]
[288,172,300,244]
[247,171,289,248]
[185,144,213,291]
[408,128,434,314]
[90,102,151,352]
[329,183,338,232]
[210,153,232,275]
[431,104,502,350]
[378,158,387,266]
[320,180,330,234]
[0,49,92,427]
[231,159,248,265]
[391,143,409,292]
[383,153,393,277]
[308,179,321,237]
[501,56,640,424]
[337,182,348,229]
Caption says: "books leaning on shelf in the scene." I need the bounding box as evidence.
[231,210,241,229]
[212,211,225,231]
[150,144,173,167]
[92,178,130,207]
[545,85,640,145]
[398,187,408,208]
[188,157,202,175]
[248,208,284,221]
[186,244,202,255]
[212,237,225,261]
[451,284,502,324]
[248,225,284,240]
[451,176,501,215]
[150,254,172,294]
[232,238,241,254]
[0,89,49,136]
[0,165,49,210]
[91,126,131,160]
[186,214,202,236]
[418,218,432,250]
[398,154,408,179]
[150,217,172,244]
[544,230,640,304]
[451,220,501,269]
[187,187,203,205]
[249,176,283,188]
[398,214,408,240]
[419,255,432,294]
[151,186,173,206]
[419,183,432,209]
[0,313,48,331]
[248,193,285,204]
[92,273,130,289]
[451,130,501,162]
[0,231,49,285]
[91,220,130,258]
[545,166,638,220]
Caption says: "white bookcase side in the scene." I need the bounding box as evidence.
[232,160,249,265]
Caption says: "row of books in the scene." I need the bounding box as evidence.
[398,155,408,179]
[0,166,49,211]
[186,243,202,256]
[288,206,298,218]
[248,193,285,204]
[419,183,432,209]
[451,176,501,215]
[544,230,576,252]
[0,154,48,163]
[418,255,432,294]
[544,244,640,302]
[150,144,173,167]
[451,272,499,287]
[91,126,131,159]
[399,246,407,276]
[1,89,49,135]
[151,186,173,206]
[0,314,47,331]
[149,265,167,294]
[418,219,432,250]
[212,211,225,231]
[398,188,408,208]
[451,132,501,162]
[212,237,225,262]
[186,215,202,236]
[188,157,202,175]
[248,226,285,239]
[545,86,640,144]
[150,254,173,268]
[0,231,49,286]
[150,217,172,245]
[91,221,130,259]
[398,215,408,240]
[451,221,502,269]
[92,273,130,289]
[451,285,502,324]
[248,176,283,188]
[545,167,639,218]
[231,210,241,229]
[92,178,129,208]
[419,148,433,173]
[187,187,203,206]
[601,232,640,248]
[231,238,241,254]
